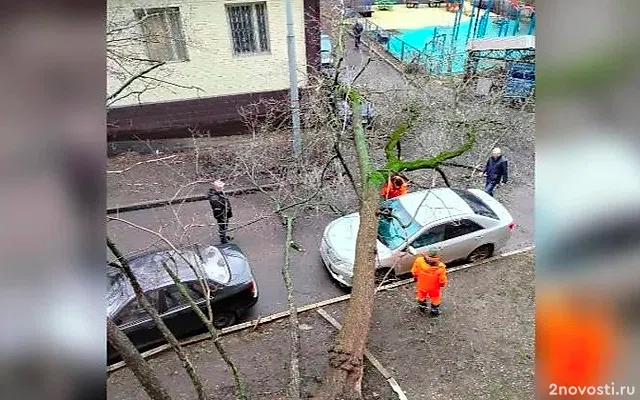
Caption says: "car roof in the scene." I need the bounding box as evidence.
[124,248,206,289]
[397,188,473,224]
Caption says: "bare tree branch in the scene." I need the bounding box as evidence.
[107,155,178,174]
[107,62,165,103]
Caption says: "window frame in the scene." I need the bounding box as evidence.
[161,280,213,315]
[411,223,446,248]
[225,2,271,56]
[114,290,160,328]
[133,6,189,62]
[452,189,499,220]
[444,219,484,241]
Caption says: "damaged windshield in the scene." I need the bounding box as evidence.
[377,198,422,250]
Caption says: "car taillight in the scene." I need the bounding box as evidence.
[248,279,256,296]
[508,221,516,231]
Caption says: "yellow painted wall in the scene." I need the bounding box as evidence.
[107,0,308,107]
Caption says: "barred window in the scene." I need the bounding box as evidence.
[226,2,270,54]
[133,7,189,62]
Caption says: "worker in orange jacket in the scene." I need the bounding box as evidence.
[381,174,407,200]
[411,250,448,316]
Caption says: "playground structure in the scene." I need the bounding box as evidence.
[446,0,535,44]
[362,0,535,75]
[463,35,535,100]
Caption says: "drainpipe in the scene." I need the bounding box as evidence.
[285,0,302,157]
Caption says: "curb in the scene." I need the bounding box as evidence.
[106,245,534,373]
[106,183,280,214]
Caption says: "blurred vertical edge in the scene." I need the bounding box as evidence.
[0,1,106,400]
[536,0,640,398]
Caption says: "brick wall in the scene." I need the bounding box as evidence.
[107,0,309,106]
[107,89,290,140]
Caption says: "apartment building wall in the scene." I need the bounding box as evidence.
[107,0,310,106]
[106,0,320,141]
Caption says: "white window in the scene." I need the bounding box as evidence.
[133,7,189,62]
[226,2,270,54]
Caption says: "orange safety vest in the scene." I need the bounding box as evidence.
[381,180,407,199]
[411,256,447,292]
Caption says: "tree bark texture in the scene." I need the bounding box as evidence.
[316,184,379,400]
[282,216,302,400]
[316,99,380,399]
[107,237,208,400]
[107,317,173,400]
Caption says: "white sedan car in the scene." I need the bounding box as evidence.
[320,188,515,287]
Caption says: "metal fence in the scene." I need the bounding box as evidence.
[360,17,469,75]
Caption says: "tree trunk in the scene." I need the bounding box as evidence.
[107,317,173,400]
[282,216,302,400]
[316,184,379,399]
[316,98,380,399]
[107,237,208,400]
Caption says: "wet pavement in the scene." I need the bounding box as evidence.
[108,185,533,323]
[107,192,345,320]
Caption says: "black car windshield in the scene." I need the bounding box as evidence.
[196,246,231,283]
[160,247,231,284]
[453,189,499,219]
[377,198,423,250]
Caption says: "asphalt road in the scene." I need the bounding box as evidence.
[107,185,534,324]
[107,192,344,320]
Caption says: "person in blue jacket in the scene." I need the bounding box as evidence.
[481,147,508,196]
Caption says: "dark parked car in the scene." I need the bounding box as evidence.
[329,92,375,129]
[320,33,334,70]
[504,61,535,99]
[107,243,258,365]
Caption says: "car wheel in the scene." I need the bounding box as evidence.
[212,311,237,329]
[467,244,494,263]
[374,268,396,285]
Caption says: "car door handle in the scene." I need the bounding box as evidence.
[475,235,483,240]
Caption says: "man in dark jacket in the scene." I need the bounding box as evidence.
[481,147,508,196]
[353,21,364,49]
[208,180,233,244]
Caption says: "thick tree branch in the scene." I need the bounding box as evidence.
[107,62,165,103]
[107,318,173,400]
[383,106,420,165]
[435,166,451,187]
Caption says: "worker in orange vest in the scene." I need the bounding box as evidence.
[411,249,448,316]
[381,174,407,200]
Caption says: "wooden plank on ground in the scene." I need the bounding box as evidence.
[316,308,406,392]
[388,377,409,400]
[316,308,392,380]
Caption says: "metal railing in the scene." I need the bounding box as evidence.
[358,17,469,75]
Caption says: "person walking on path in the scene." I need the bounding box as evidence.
[481,147,508,196]
[381,174,408,200]
[353,21,364,50]
[411,249,448,317]
[208,180,233,244]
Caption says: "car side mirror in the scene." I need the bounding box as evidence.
[406,246,417,256]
